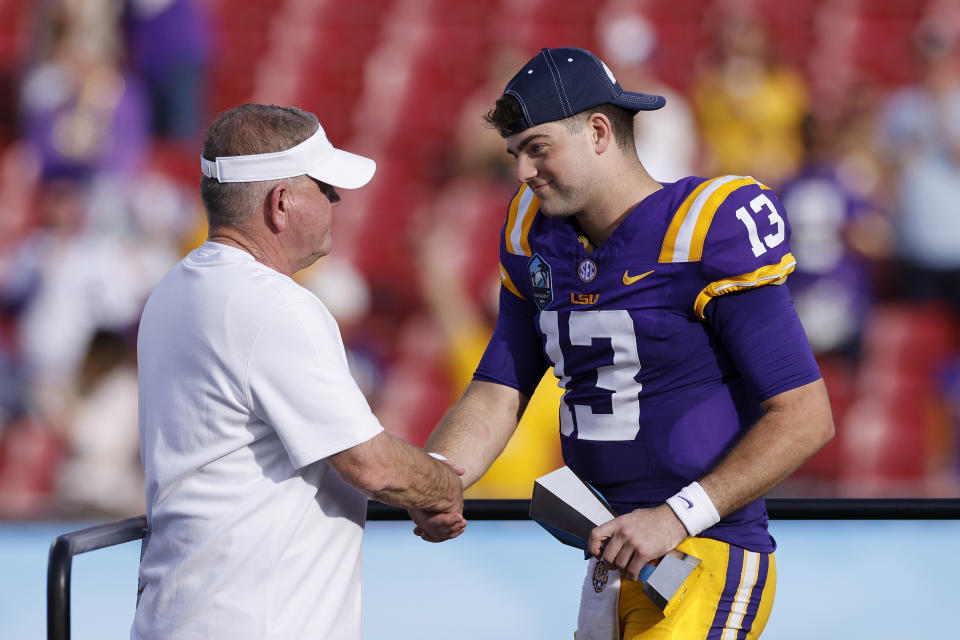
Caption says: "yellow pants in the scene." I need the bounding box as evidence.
[618,537,776,640]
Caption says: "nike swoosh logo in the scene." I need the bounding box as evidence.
[622,269,654,285]
[681,497,693,509]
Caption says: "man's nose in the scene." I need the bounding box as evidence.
[516,156,537,183]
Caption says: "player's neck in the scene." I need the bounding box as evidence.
[575,166,662,248]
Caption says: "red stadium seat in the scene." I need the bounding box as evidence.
[321,0,395,27]
[837,305,959,495]
[640,0,714,21]
[789,356,855,488]
[852,17,918,86]
[205,0,287,110]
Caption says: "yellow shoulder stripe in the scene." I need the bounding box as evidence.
[504,184,540,256]
[499,262,525,300]
[659,176,771,263]
[693,253,796,320]
[659,177,715,263]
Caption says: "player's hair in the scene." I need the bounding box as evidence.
[483,95,637,155]
[200,104,318,229]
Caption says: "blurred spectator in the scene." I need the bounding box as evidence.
[55,328,143,516]
[0,0,194,517]
[878,20,960,314]
[867,17,960,497]
[5,175,91,426]
[777,108,892,494]
[690,11,807,185]
[7,175,178,428]
[19,0,149,182]
[453,50,523,180]
[781,112,891,362]
[596,4,698,181]
[124,0,211,142]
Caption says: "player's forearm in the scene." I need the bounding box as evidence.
[589,382,832,572]
[698,378,834,518]
[425,380,526,489]
[329,433,463,513]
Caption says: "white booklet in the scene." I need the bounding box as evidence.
[528,466,617,550]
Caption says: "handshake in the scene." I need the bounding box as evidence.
[406,453,468,543]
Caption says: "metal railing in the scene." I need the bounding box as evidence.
[47,498,960,640]
[47,515,148,640]
[366,497,960,520]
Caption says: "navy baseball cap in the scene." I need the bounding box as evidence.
[500,47,666,138]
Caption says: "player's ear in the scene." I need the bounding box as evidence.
[267,182,289,232]
[587,112,613,155]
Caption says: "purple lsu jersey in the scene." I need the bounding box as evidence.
[475,175,814,553]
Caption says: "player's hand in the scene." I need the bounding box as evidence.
[587,504,688,580]
[409,508,467,542]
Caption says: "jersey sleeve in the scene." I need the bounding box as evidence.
[661,176,797,320]
[706,284,821,402]
[473,284,550,397]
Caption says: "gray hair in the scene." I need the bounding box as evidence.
[200,104,319,229]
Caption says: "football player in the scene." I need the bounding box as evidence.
[412,47,833,639]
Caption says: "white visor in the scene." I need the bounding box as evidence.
[200,123,376,188]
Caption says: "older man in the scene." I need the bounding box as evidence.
[133,104,464,640]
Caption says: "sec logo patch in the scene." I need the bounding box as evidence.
[578,259,597,282]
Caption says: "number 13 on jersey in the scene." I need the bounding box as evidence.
[540,309,643,442]
[735,193,785,258]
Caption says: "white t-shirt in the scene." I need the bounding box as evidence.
[132,242,383,640]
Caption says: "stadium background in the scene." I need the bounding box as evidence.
[0,0,957,522]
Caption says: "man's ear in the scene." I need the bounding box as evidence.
[587,113,614,155]
[267,182,289,232]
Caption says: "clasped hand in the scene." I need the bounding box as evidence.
[409,458,467,543]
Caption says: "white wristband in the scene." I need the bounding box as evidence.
[428,452,448,461]
[666,482,721,537]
